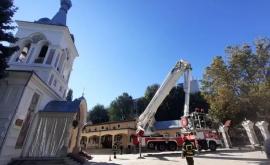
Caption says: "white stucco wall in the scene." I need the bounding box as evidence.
[0,72,63,165]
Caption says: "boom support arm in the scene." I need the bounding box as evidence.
[136,60,191,136]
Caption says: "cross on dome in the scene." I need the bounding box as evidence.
[36,0,72,26]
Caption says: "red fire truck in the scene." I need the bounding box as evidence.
[133,60,222,151]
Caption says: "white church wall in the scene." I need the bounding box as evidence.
[0,72,31,165]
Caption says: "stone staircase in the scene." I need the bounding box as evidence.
[7,157,82,165]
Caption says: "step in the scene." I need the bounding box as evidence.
[8,157,67,165]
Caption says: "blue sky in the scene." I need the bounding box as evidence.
[13,0,270,109]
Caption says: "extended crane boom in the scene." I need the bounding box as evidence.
[136,60,191,136]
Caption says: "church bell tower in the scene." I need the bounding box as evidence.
[8,0,78,99]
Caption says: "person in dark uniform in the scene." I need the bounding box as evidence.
[264,138,270,159]
[112,143,118,159]
[182,138,195,165]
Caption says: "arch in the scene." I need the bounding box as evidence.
[16,42,31,63]
[87,135,100,149]
[29,32,47,43]
[114,133,129,148]
[101,134,113,148]
[34,40,49,64]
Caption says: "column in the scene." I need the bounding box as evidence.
[242,120,259,148]
[255,121,270,141]
[112,135,115,148]
[98,134,101,149]
[219,125,232,148]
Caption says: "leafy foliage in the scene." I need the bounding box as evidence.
[108,93,134,121]
[201,38,270,124]
[0,0,18,78]
[88,104,109,124]
[134,97,148,116]
[66,89,73,101]
[144,84,159,102]
[107,83,208,122]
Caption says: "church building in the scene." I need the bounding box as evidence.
[0,1,87,164]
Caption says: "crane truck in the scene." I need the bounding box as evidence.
[133,60,222,151]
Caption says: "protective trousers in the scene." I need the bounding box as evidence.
[186,157,194,165]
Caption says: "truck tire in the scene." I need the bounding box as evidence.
[158,143,166,151]
[199,140,208,150]
[147,142,155,150]
[167,142,177,151]
[209,141,217,151]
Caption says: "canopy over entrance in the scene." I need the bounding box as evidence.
[22,97,87,157]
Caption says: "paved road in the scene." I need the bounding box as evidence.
[86,149,270,165]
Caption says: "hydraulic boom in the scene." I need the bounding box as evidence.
[136,60,191,136]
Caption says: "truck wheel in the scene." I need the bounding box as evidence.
[168,142,177,151]
[209,141,217,151]
[158,143,166,151]
[148,142,155,150]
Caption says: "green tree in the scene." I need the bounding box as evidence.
[0,0,18,78]
[134,97,148,116]
[66,89,73,101]
[108,93,134,121]
[144,84,159,103]
[141,83,209,121]
[88,104,109,124]
[201,38,270,124]
[155,84,185,121]
[189,92,209,113]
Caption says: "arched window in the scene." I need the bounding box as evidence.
[35,44,48,64]
[16,43,31,63]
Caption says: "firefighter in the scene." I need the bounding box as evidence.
[265,138,270,159]
[182,138,195,165]
[112,143,118,159]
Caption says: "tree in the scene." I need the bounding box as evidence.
[144,84,159,103]
[139,83,209,121]
[201,38,270,124]
[155,84,185,121]
[189,92,209,113]
[66,89,73,101]
[0,0,18,78]
[108,93,134,121]
[134,97,148,116]
[88,104,109,124]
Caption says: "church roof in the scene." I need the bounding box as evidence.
[35,0,72,26]
[42,97,84,113]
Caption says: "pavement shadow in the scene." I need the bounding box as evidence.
[144,154,179,162]
[86,161,121,165]
[196,155,269,163]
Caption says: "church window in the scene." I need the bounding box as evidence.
[16,43,31,63]
[54,53,60,68]
[59,86,62,92]
[45,49,55,64]
[66,70,71,82]
[53,79,57,87]
[26,47,35,63]
[15,93,40,148]
[48,74,54,86]
[35,44,48,64]
[57,52,66,72]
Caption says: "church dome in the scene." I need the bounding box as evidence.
[35,17,52,24]
[34,0,72,26]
